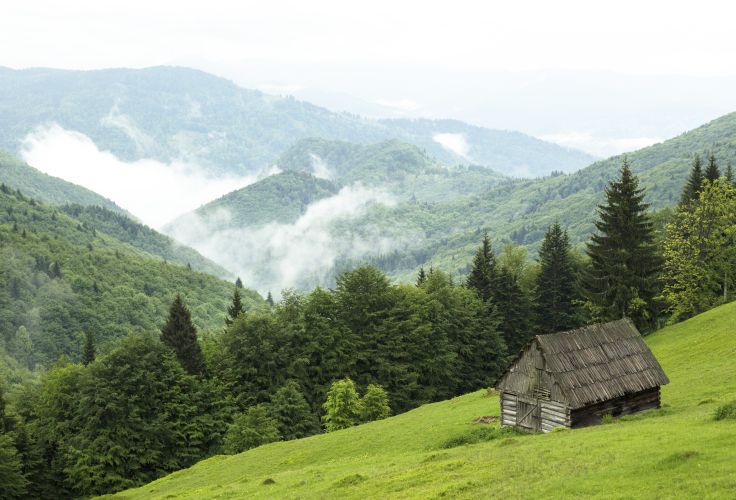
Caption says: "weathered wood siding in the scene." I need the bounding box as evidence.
[540,400,570,431]
[570,387,661,428]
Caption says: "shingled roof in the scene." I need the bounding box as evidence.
[499,319,669,409]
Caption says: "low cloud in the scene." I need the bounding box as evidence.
[21,124,262,229]
[433,132,470,158]
[309,153,334,180]
[540,132,661,158]
[165,184,404,296]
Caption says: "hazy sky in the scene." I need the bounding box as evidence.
[4,1,736,157]
[4,0,736,75]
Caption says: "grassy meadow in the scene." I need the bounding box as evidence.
[109,301,736,499]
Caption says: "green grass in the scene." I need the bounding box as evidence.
[109,302,736,499]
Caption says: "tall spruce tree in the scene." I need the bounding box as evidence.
[225,287,245,326]
[680,155,704,205]
[235,277,243,289]
[416,266,427,286]
[466,232,497,302]
[82,331,96,366]
[161,294,206,375]
[726,163,734,184]
[267,380,320,440]
[584,159,662,330]
[494,267,533,353]
[535,222,580,334]
[266,291,275,307]
[705,153,721,182]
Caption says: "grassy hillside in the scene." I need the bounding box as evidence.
[110,301,736,499]
[0,150,126,214]
[0,187,262,368]
[0,66,594,177]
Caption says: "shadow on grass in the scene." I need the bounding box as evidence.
[439,426,525,449]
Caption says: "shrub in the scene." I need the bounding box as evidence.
[713,400,736,421]
[223,405,281,454]
[360,384,391,423]
[322,378,362,432]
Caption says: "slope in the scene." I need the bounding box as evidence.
[0,187,262,367]
[0,66,595,177]
[112,301,736,499]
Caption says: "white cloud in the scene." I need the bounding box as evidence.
[309,153,334,180]
[540,132,662,157]
[20,124,262,228]
[165,184,404,296]
[374,98,421,113]
[433,133,470,159]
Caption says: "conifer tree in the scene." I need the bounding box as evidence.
[267,380,320,440]
[705,153,721,182]
[584,159,662,330]
[82,331,96,366]
[161,294,206,375]
[235,277,243,289]
[466,232,497,302]
[266,291,274,307]
[416,266,427,286]
[725,163,734,184]
[225,287,245,326]
[680,155,704,205]
[494,267,533,353]
[535,222,580,334]
[223,405,281,454]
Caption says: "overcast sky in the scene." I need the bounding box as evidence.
[4,0,736,75]
[4,1,736,156]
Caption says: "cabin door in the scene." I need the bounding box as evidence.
[516,398,541,431]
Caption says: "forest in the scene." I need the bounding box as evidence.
[0,153,734,497]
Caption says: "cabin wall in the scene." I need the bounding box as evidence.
[497,342,565,401]
[570,387,661,428]
[501,392,571,431]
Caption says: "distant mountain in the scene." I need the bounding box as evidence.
[166,111,736,291]
[0,187,263,368]
[0,149,126,214]
[0,66,595,177]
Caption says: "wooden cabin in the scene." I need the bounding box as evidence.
[495,319,669,432]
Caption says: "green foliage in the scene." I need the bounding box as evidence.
[535,222,581,334]
[161,295,206,375]
[465,232,497,303]
[267,380,320,441]
[680,156,704,205]
[360,384,391,422]
[662,179,736,319]
[0,433,28,499]
[322,378,362,432]
[584,160,662,330]
[0,188,262,366]
[713,401,736,421]
[82,331,95,366]
[225,287,245,327]
[223,405,281,454]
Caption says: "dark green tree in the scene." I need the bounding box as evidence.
[535,222,580,334]
[416,266,427,286]
[0,434,28,499]
[235,277,243,289]
[494,267,534,353]
[680,155,704,205]
[223,405,281,454]
[225,287,245,326]
[466,232,497,302]
[725,163,734,184]
[161,294,206,375]
[584,159,662,330]
[266,291,275,307]
[705,153,721,182]
[82,331,96,366]
[267,380,320,440]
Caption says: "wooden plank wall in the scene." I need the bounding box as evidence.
[570,387,661,428]
[540,400,570,431]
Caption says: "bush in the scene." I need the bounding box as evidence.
[322,378,362,432]
[360,384,391,423]
[224,405,281,454]
[713,400,736,421]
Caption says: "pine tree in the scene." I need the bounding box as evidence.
[266,291,274,307]
[494,267,533,353]
[726,163,734,184]
[82,331,96,366]
[267,380,320,440]
[705,153,721,182]
[360,384,391,422]
[535,222,580,334]
[225,287,245,326]
[161,294,206,375]
[680,155,704,205]
[235,277,243,289]
[322,378,362,432]
[416,266,427,286]
[466,232,497,302]
[584,159,662,330]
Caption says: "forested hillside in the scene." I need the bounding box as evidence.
[0,186,262,369]
[0,66,595,177]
